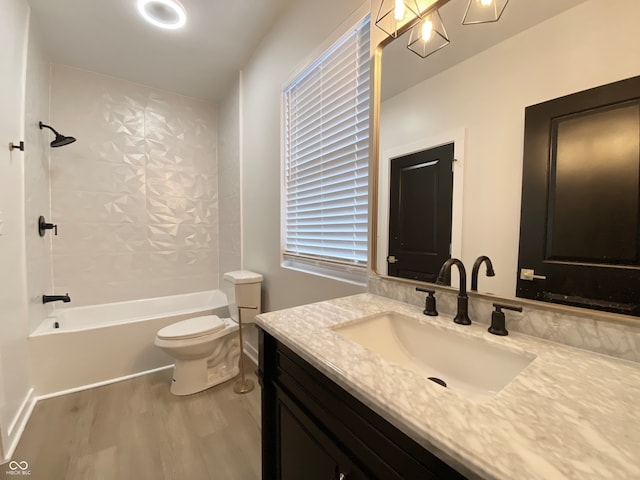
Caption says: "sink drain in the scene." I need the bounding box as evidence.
[428,377,447,388]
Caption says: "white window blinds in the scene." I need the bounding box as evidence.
[283,15,370,269]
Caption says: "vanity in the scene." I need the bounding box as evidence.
[256,293,640,480]
[256,1,640,477]
[258,328,464,479]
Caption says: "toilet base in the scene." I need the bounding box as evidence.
[170,334,241,396]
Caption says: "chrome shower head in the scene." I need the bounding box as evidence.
[39,121,76,148]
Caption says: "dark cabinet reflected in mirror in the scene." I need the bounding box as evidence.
[517,75,640,316]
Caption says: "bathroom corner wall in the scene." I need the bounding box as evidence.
[218,74,242,286]
[24,21,53,333]
[49,65,219,306]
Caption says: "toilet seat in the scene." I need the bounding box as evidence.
[157,315,225,340]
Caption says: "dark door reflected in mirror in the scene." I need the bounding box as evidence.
[517,75,640,316]
[388,143,454,282]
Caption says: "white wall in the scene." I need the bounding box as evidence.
[241,0,368,312]
[49,65,219,306]
[0,0,33,461]
[24,20,53,334]
[218,74,242,286]
[379,0,640,296]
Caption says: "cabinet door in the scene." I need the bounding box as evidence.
[277,387,367,480]
[278,396,337,479]
[259,330,466,480]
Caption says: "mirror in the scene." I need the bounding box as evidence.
[373,0,640,301]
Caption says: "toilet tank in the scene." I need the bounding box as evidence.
[223,270,263,323]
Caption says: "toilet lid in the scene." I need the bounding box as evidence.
[157,315,226,340]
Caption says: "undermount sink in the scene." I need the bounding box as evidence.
[333,311,536,399]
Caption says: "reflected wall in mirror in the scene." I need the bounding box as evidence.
[375,0,640,304]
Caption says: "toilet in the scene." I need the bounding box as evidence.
[154,270,263,396]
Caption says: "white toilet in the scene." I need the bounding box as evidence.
[154,270,263,396]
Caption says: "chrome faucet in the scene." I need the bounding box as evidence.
[436,258,471,325]
[471,255,495,291]
[42,294,70,304]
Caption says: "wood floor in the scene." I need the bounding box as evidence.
[9,359,261,480]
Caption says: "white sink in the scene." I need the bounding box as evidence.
[333,311,536,399]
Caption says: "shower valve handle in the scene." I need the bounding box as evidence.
[38,216,58,237]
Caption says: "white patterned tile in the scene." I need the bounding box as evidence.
[54,223,147,255]
[52,190,146,224]
[51,158,145,195]
[50,66,220,305]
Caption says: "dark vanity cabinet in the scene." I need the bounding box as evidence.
[258,328,467,480]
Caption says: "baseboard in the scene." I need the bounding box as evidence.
[244,341,258,366]
[2,388,36,464]
[35,364,173,401]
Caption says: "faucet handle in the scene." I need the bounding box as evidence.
[489,303,523,336]
[416,287,438,316]
[38,215,58,237]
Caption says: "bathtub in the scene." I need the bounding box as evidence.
[29,290,229,397]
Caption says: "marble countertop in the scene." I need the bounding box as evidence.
[255,293,640,480]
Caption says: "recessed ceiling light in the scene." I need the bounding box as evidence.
[137,0,187,30]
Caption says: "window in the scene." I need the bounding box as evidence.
[282,15,370,282]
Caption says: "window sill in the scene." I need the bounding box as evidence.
[282,256,368,287]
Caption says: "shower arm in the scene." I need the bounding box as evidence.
[38,122,61,136]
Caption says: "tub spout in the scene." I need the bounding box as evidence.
[43,294,70,304]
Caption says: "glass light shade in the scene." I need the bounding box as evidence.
[462,0,509,25]
[407,10,449,59]
[375,0,424,38]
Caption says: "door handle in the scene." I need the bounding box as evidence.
[520,268,547,281]
[387,255,398,264]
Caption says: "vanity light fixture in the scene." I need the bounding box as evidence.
[407,10,449,59]
[375,0,425,38]
[462,0,509,25]
[136,0,187,30]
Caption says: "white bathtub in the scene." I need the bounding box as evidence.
[29,290,229,396]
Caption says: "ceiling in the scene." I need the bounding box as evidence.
[27,0,292,102]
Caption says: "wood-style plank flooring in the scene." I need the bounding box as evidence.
[9,359,261,480]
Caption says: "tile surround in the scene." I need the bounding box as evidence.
[368,275,640,363]
[50,65,219,306]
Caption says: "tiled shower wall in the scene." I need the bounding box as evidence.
[50,65,219,306]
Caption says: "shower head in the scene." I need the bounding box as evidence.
[39,121,76,148]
